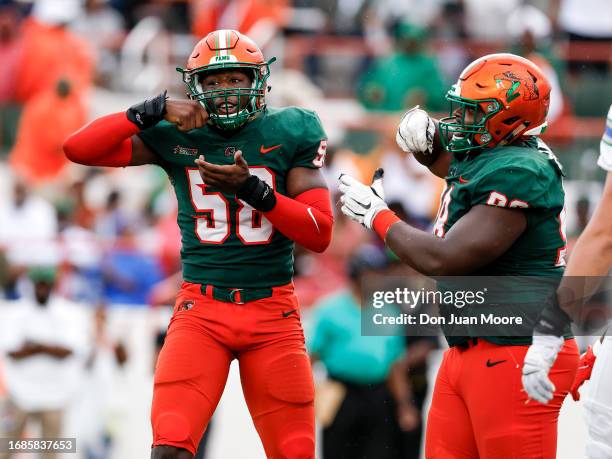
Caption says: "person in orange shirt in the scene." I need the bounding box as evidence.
[191,0,289,46]
[13,1,93,105]
[10,80,87,184]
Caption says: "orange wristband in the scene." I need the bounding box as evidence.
[373,209,401,240]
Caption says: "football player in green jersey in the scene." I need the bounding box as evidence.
[338,53,579,458]
[64,30,333,459]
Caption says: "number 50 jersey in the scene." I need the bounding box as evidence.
[138,107,327,288]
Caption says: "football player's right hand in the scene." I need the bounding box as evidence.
[165,99,209,132]
[396,105,435,155]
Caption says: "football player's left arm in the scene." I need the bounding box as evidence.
[196,152,333,253]
[265,166,333,253]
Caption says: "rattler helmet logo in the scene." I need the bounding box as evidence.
[494,71,539,102]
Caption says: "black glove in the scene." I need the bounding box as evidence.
[236,175,276,212]
[533,293,572,336]
[126,91,168,130]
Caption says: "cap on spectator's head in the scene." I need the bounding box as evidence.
[32,0,82,26]
[28,266,57,284]
[507,5,552,39]
[394,22,427,41]
[348,244,389,280]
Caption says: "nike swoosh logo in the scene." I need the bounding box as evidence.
[307,207,320,233]
[486,359,507,367]
[260,144,282,154]
[458,176,469,184]
[282,309,297,318]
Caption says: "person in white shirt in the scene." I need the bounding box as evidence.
[0,267,88,459]
[0,179,59,270]
[522,104,612,459]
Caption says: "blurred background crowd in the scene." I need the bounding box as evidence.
[0,0,609,458]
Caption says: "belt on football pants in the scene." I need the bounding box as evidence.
[456,338,479,350]
[200,284,273,304]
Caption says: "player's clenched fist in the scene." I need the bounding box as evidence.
[396,105,435,155]
[165,98,209,132]
[126,91,208,132]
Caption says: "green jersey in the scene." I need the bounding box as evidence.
[432,138,567,346]
[138,107,327,288]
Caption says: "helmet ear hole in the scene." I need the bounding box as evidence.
[502,116,520,126]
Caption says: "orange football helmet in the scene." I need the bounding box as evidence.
[439,53,551,152]
[177,29,275,130]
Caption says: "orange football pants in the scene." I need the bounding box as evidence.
[426,338,579,459]
[151,282,315,458]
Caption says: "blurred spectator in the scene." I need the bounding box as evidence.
[461,0,521,41]
[307,244,416,458]
[0,0,23,102]
[0,0,25,154]
[382,152,439,228]
[508,5,565,124]
[0,267,88,459]
[0,178,59,273]
[307,0,374,36]
[71,0,125,87]
[95,189,129,241]
[357,22,446,112]
[569,196,591,239]
[370,0,444,33]
[154,205,182,277]
[101,224,163,306]
[9,79,87,184]
[75,305,127,459]
[13,0,93,104]
[57,181,104,303]
[389,334,437,459]
[191,0,290,46]
[550,0,612,75]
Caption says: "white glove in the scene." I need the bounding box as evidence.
[396,105,436,155]
[338,169,387,229]
[522,334,565,404]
